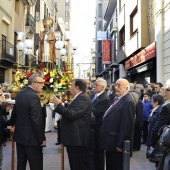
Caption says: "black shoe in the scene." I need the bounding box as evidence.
[55,141,61,145]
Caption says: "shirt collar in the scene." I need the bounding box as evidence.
[96,91,104,97]
[73,92,83,100]
[117,91,128,100]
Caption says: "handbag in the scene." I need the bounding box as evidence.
[146,141,162,161]
[159,125,170,147]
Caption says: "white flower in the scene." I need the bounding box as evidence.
[49,78,53,83]
[19,84,24,88]
[23,79,28,85]
[54,88,58,92]
[50,85,54,88]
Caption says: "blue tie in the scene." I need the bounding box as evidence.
[92,94,97,102]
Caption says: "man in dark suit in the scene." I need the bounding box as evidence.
[100,78,136,170]
[91,78,110,170]
[13,74,46,170]
[53,79,92,170]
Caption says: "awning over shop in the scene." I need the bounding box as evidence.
[125,42,156,70]
[127,61,153,76]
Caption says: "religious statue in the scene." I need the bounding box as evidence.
[38,17,56,68]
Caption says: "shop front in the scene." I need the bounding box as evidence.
[124,42,156,87]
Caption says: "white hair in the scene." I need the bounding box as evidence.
[96,78,107,89]
[166,79,170,88]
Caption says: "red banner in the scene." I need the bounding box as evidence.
[125,42,156,70]
[102,40,111,64]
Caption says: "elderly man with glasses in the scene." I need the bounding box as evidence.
[11,74,46,170]
[90,78,110,170]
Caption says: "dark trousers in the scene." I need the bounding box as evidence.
[66,146,88,170]
[106,151,123,170]
[87,131,95,170]
[133,126,142,150]
[143,121,149,142]
[57,119,61,142]
[16,143,43,170]
[94,135,104,170]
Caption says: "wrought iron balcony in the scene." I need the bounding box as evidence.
[25,14,36,34]
[0,40,16,63]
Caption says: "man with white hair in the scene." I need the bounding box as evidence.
[90,78,110,170]
[100,78,136,170]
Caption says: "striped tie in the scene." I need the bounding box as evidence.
[103,97,118,118]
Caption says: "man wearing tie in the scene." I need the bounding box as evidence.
[100,78,136,170]
[91,78,110,170]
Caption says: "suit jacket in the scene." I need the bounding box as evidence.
[149,103,170,147]
[100,92,136,151]
[13,87,46,146]
[91,91,110,136]
[109,92,117,104]
[54,93,92,147]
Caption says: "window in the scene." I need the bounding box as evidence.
[130,7,138,37]
[35,12,40,20]
[119,26,125,47]
[15,0,19,14]
[66,2,69,7]
[98,4,102,18]
[66,11,69,17]
[2,35,6,56]
[65,22,68,30]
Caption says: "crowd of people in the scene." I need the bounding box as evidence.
[1,77,170,170]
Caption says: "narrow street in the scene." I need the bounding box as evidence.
[2,127,155,170]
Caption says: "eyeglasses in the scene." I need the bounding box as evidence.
[34,81,44,84]
[94,83,101,86]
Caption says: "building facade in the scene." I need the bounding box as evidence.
[95,0,170,86]
[0,0,36,84]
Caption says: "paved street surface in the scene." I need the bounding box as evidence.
[2,128,156,170]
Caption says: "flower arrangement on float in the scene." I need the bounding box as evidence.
[7,67,69,99]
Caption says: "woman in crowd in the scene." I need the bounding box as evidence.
[146,94,164,147]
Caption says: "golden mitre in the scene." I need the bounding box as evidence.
[43,17,53,27]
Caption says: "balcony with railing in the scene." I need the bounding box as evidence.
[25,14,36,34]
[0,40,16,64]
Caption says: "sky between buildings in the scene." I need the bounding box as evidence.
[70,0,96,68]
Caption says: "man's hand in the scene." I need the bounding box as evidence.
[6,104,14,112]
[53,96,62,106]
[116,147,123,152]
[41,140,46,147]
[0,94,5,105]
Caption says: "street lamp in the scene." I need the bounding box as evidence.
[16,32,25,68]
[24,39,33,69]
[16,32,33,69]
[55,41,64,69]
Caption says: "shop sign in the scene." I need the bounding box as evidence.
[125,42,156,70]
[102,40,111,64]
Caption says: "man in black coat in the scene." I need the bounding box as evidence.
[100,78,136,170]
[91,78,110,170]
[13,74,46,170]
[53,79,92,170]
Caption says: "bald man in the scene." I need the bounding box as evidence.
[100,78,136,170]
